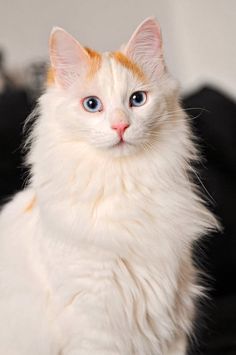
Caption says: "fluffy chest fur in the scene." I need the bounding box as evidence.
[29,149,201,354]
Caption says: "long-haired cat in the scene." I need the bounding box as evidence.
[0,18,217,355]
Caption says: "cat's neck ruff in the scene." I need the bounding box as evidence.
[29,125,213,259]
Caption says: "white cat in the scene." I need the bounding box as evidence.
[0,18,217,355]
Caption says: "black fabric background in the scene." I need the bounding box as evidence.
[184,88,236,354]
[0,88,31,205]
[0,86,235,354]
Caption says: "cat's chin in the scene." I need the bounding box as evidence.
[91,137,147,158]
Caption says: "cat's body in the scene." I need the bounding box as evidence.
[0,19,217,354]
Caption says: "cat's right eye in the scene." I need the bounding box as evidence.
[82,96,103,113]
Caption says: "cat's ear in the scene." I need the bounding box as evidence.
[124,18,164,79]
[49,27,89,88]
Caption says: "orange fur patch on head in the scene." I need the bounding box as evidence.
[84,47,102,79]
[47,67,55,85]
[110,51,146,82]
[24,196,36,213]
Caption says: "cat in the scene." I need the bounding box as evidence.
[0,17,218,355]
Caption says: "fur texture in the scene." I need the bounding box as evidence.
[0,18,217,355]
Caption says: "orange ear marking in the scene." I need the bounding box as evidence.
[47,67,55,85]
[24,196,36,213]
[84,47,102,79]
[110,51,146,82]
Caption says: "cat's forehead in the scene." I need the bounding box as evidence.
[85,48,146,85]
[47,48,147,90]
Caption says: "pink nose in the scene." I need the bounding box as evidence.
[111,122,129,138]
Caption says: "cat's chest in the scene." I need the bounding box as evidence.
[41,226,178,316]
[40,243,181,354]
[72,169,160,234]
[39,157,172,250]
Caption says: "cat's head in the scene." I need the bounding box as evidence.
[47,18,179,158]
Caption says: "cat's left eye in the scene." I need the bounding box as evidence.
[82,96,103,113]
[129,91,147,107]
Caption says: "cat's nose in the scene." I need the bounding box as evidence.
[111,122,130,138]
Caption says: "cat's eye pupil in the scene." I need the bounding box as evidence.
[130,91,147,107]
[87,98,97,109]
[133,93,142,103]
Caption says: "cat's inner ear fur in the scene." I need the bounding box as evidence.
[49,27,90,88]
[123,17,165,79]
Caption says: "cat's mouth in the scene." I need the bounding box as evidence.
[116,139,126,146]
[113,138,129,148]
[108,137,135,153]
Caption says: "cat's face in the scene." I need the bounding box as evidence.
[49,18,177,157]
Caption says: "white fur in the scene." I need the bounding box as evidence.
[0,20,217,355]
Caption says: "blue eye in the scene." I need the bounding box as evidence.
[82,96,103,112]
[129,91,147,107]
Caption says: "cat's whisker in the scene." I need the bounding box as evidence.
[155,113,203,123]
[188,166,216,205]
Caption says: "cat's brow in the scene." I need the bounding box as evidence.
[110,51,146,82]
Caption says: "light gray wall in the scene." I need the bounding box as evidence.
[0,0,235,97]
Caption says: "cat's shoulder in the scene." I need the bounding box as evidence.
[0,188,36,221]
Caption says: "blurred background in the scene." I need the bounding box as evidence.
[0,1,236,354]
